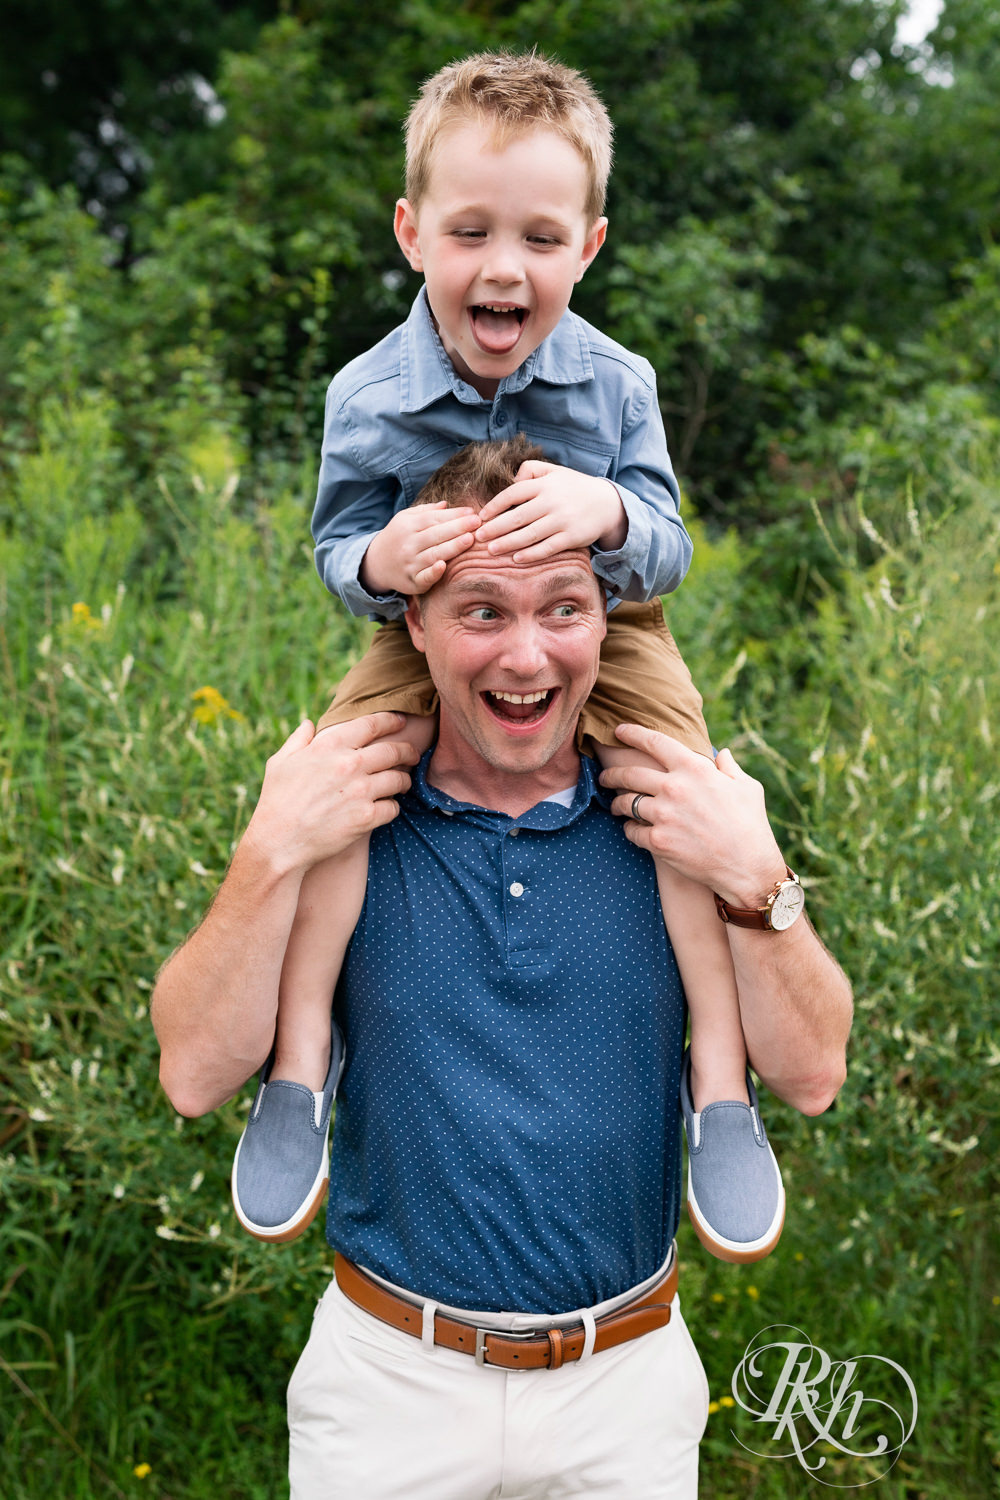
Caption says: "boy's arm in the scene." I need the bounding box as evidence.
[595,383,692,600]
[312,463,410,620]
[474,384,692,603]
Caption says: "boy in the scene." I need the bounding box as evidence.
[231,50,786,1264]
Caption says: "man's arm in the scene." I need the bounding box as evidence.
[603,724,852,1116]
[151,714,416,1117]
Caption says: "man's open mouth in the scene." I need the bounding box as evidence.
[469,304,527,355]
[483,688,555,724]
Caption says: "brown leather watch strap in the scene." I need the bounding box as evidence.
[713,890,771,928]
[714,866,798,929]
[334,1255,677,1370]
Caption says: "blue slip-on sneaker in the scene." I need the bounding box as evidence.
[231,1020,346,1243]
[680,1045,785,1264]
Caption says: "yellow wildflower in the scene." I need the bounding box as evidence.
[707,1401,720,1415]
[71,601,103,632]
[711,1292,725,1304]
[746,1285,760,1300]
[192,685,245,725]
[133,1462,152,1479]
[720,1396,735,1408]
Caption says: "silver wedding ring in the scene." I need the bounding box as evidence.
[630,793,652,825]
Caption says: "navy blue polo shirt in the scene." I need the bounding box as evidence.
[326,751,686,1314]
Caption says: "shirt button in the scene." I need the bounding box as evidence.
[495,407,507,425]
[509,882,524,897]
[509,828,520,837]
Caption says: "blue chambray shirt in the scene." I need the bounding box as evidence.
[326,751,687,1314]
[312,288,692,621]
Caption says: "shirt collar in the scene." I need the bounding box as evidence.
[399,288,595,413]
[409,748,611,830]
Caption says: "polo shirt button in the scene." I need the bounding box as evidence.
[509,882,524,897]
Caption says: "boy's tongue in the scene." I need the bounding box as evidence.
[471,306,524,355]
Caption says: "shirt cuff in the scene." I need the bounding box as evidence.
[318,532,407,620]
[590,486,653,599]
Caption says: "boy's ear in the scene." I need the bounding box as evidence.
[394,199,423,272]
[404,593,427,653]
[575,217,608,283]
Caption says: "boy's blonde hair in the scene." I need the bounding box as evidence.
[405,50,613,226]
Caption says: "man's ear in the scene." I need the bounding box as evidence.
[404,593,426,653]
[575,217,608,283]
[394,199,423,272]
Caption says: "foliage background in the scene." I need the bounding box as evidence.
[1,1,997,1495]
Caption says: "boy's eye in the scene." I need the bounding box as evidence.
[451,228,486,240]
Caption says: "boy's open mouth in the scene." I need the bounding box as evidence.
[483,688,555,724]
[470,303,527,356]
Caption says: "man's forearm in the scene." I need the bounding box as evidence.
[729,919,852,1115]
[151,837,304,1116]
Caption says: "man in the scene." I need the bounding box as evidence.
[152,440,852,1499]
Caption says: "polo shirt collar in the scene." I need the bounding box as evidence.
[410,748,611,830]
[399,288,595,413]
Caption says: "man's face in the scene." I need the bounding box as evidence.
[394,122,607,400]
[405,538,606,780]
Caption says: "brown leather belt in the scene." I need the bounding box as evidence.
[334,1254,677,1371]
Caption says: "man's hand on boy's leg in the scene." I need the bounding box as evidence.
[359,502,480,596]
[475,460,628,558]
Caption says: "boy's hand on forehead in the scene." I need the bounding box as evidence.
[474,460,628,560]
[360,502,480,597]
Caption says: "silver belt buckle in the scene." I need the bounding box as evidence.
[474,1324,539,1368]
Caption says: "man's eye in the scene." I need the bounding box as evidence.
[553,605,577,618]
[469,606,499,621]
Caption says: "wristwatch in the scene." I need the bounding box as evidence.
[714,868,805,931]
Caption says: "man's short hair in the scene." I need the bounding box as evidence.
[404,51,613,226]
[413,434,544,512]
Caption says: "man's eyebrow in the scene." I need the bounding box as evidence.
[455,572,593,597]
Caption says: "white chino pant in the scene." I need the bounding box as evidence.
[287,1260,709,1499]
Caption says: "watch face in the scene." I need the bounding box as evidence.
[770,881,805,931]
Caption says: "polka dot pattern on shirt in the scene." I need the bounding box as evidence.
[326,753,686,1314]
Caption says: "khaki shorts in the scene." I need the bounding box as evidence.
[318,599,711,757]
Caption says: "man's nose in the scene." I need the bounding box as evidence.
[498,621,547,677]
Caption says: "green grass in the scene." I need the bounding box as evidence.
[2,396,998,1497]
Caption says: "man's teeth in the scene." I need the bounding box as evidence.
[490,690,548,704]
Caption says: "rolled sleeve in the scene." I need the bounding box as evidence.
[592,385,692,602]
[311,387,409,619]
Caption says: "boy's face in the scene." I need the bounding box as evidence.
[395,122,607,400]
